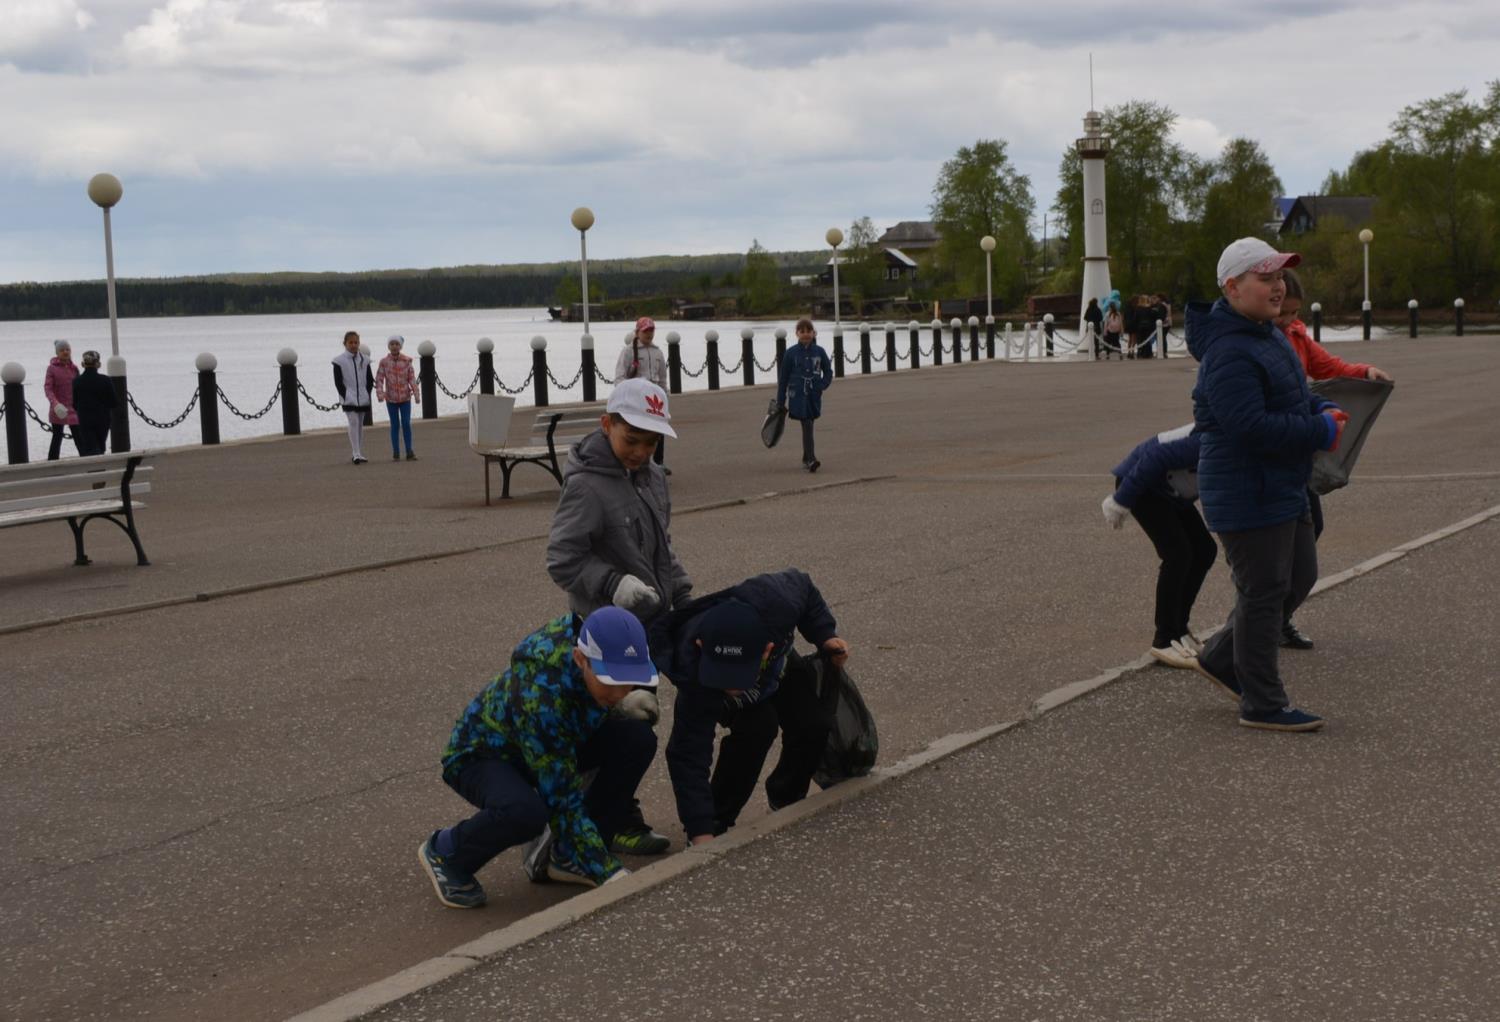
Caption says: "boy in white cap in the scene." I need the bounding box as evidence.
[418,606,661,908]
[546,376,691,852]
[1183,238,1348,733]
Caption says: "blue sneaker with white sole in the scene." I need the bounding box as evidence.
[418,833,486,909]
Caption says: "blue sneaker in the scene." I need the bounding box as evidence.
[418,833,486,909]
[1240,707,1326,732]
[1190,659,1242,703]
[546,852,599,888]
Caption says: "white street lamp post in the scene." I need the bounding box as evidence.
[826,227,844,331]
[1358,228,1374,307]
[572,207,595,337]
[87,174,124,358]
[980,235,996,320]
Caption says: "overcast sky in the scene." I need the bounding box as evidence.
[2,0,1495,283]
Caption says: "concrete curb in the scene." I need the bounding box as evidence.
[286,500,1500,1022]
[0,475,894,638]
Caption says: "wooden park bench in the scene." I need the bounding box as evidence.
[0,451,155,567]
[468,395,605,504]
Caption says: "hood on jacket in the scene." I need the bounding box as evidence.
[1185,297,1278,363]
[564,428,630,481]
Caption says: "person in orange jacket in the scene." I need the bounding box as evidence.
[1273,267,1392,650]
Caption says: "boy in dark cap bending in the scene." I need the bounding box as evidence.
[652,569,850,845]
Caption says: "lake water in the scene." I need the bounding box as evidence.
[0,307,1376,449]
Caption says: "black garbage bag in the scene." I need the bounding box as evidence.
[1309,377,1394,495]
[761,398,787,448]
[810,654,878,789]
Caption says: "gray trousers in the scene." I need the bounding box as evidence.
[1198,515,1318,714]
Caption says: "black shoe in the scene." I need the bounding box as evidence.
[806,459,820,473]
[1280,622,1315,650]
[392,452,401,460]
[405,451,418,461]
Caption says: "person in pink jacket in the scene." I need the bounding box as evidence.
[43,339,80,460]
[375,334,420,461]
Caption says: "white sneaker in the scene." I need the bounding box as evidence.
[1177,632,1204,655]
[1150,644,1197,669]
[520,825,554,883]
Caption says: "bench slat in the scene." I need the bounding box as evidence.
[0,466,152,497]
[0,499,146,529]
[0,452,153,481]
[0,483,152,516]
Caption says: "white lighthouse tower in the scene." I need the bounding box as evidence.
[1076,108,1112,330]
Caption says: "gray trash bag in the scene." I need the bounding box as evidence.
[1309,377,1394,495]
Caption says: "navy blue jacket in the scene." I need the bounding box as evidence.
[1187,298,1337,532]
[776,342,833,420]
[1111,424,1200,508]
[651,569,839,838]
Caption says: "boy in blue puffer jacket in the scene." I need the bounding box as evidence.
[1101,423,1215,669]
[1184,238,1349,733]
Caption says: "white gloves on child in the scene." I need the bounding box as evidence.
[53,403,68,419]
[612,574,660,616]
[614,688,660,725]
[1101,495,1130,529]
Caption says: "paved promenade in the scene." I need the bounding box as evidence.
[2,336,1497,1020]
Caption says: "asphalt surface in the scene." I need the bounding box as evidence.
[2,335,1497,1020]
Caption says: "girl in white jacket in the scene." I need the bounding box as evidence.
[332,331,375,464]
[614,317,671,471]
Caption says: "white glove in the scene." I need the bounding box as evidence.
[614,688,660,725]
[603,867,632,885]
[1101,494,1129,530]
[53,403,68,419]
[612,575,660,616]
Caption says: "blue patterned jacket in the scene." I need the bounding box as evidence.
[441,615,622,884]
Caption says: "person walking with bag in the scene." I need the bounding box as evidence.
[614,317,671,471]
[332,331,374,464]
[776,318,833,472]
[375,334,419,461]
[43,340,80,460]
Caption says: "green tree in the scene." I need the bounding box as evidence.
[843,216,884,313]
[740,240,781,315]
[1175,138,1285,299]
[930,139,1035,304]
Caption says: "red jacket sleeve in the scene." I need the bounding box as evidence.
[1285,320,1371,381]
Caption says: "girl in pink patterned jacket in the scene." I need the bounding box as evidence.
[375,335,420,461]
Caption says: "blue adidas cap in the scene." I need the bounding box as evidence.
[578,606,659,687]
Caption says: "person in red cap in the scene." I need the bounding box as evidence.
[1183,238,1347,733]
[614,317,671,471]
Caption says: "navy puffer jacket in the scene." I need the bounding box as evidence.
[1187,298,1336,532]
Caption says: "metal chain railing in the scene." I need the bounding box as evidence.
[297,380,342,412]
[679,359,708,379]
[717,355,744,374]
[842,348,862,365]
[754,354,778,373]
[435,369,481,401]
[217,382,281,420]
[547,364,583,391]
[594,363,615,384]
[127,388,201,429]
[24,401,76,440]
[492,368,535,396]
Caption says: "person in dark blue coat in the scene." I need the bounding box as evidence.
[1185,238,1349,733]
[650,569,849,844]
[1101,423,1214,668]
[776,318,834,472]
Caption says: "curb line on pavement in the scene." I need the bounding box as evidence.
[0,475,895,639]
[286,499,1500,1022]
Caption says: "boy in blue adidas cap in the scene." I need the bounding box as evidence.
[417,606,661,908]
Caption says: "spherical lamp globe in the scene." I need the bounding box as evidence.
[87,173,123,209]
[1358,228,1374,245]
[826,227,844,248]
[980,236,996,253]
[571,207,595,233]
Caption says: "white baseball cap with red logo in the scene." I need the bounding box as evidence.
[1216,237,1301,287]
[607,377,677,438]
